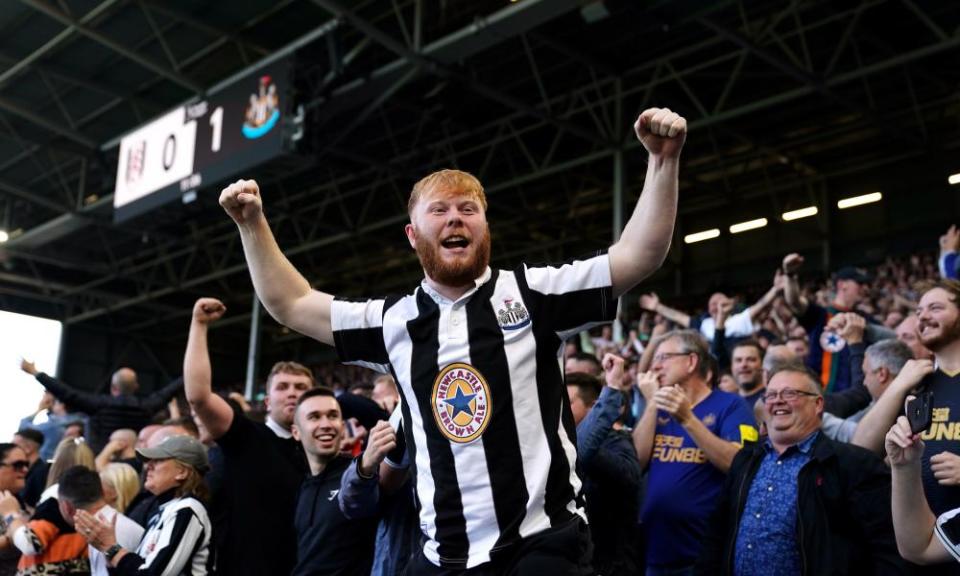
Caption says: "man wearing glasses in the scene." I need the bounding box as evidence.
[633,330,757,575]
[695,365,905,575]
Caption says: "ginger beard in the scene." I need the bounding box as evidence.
[414,223,491,288]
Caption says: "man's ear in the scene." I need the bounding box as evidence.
[291,421,301,442]
[404,223,417,250]
[878,366,891,384]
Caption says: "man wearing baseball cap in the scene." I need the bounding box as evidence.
[782,255,882,400]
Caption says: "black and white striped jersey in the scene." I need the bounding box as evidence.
[936,506,960,563]
[331,253,616,569]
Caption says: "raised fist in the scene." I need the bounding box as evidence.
[639,293,660,311]
[782,253,804,274]
[193,298,226,324]
[219,179,264,226]
[634,108,687,159]
[602,353,625,391]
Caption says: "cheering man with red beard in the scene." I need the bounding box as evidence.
[219,107,687,574]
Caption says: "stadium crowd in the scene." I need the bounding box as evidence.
[2,107,960,575]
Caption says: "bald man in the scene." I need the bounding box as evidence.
[20,360,183,452]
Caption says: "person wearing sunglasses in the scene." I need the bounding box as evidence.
[696,365,905,575]
[0,443,30,576]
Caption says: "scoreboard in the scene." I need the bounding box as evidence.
[113,58,291,223]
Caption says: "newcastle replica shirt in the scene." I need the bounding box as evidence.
[331,255,616,569]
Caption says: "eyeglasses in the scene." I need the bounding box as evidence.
[0,460,29,471]
[763,389,820,404]
[652,351,692,364]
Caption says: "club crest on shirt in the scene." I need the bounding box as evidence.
[820,330,846,353]
[496,297,531,331]
[432,363,491,444]
[702,413,717,427]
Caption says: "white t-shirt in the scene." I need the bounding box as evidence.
[89,505,144,576]
[698,309,754,342]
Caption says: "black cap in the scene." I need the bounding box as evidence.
[836,266,870,284]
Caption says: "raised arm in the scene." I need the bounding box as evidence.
[851,359,934,454]
[886,416,951,564]
[184,298,235,440]
[639,293,691,328]
[781,253,809,316]
[609,108,686,297]
[578,355,626,462]
[20,359,101,414]
[219,179,335,345]
[140,377,185,414]
[632,372,660,470]
[747,270,785,322]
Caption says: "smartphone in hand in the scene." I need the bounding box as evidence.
[906,390,934,434]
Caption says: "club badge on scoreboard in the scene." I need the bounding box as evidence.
[243,75,281,140]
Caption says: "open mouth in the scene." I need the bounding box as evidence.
[315,433,337,446]
[919,322,938,336]
[441,235,470,250]
[770,408,791,416]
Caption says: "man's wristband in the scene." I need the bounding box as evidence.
[2,513,17,528]
[104,543,123,561]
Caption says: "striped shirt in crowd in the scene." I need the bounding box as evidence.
[114,496,212,576]
[331,253,616,569]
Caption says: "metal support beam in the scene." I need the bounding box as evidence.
[20,0,204,93]
[244,295,262,400]
[311,0,610,146]
[0,0,123,89]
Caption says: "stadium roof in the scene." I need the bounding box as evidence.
[0,0,958,355]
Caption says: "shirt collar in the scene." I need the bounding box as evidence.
[419,267,492,305]
[266,416,292,439]
[763,430,820,456]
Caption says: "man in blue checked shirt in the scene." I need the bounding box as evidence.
[695,365,906,576]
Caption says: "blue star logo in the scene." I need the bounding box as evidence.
[444,386,476,419]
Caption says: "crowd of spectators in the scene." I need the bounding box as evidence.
[2,233,960,575]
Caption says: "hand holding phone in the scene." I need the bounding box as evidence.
[906,390,934,434]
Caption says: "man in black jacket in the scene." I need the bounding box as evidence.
[19,360,182,452]
[695,365,906,575]
[291,387,376,576]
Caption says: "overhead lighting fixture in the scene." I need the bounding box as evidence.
[0,230,8,243]
[729,218,768,234]
[684,228,720,244]
[837,192,882,209]
[782,206,818,221]
[949,173,960,185]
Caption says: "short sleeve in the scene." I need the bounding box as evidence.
[520,252,617,340]
[217,403,256,454]
[724,309,754,338]
[935,506,960,562]
[718,397,759,445]
[330,297,391,373]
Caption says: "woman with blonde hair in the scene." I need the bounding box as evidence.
[99,463,140,514]
[39,437,95,503]
[77,435,213,575]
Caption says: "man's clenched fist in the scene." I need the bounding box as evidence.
[634,108,687,159]
[219,179,263,226]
